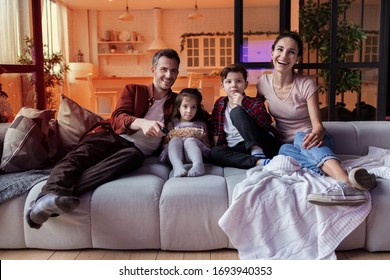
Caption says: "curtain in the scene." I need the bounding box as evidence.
[41,0,70,108]
[0,0,24,114]
[55,0,70,95]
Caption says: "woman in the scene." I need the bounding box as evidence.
[256,31,375,206]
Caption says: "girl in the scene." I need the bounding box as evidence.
[256,31,376,206]
[159,88,211,177]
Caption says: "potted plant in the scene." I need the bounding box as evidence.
[18,36,69,109]
[0,89,13,123]
[299,0,366,120]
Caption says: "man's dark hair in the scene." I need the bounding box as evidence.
[152,48,180,68]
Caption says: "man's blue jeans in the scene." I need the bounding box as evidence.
[279,131,338,175]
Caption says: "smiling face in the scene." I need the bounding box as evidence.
[152,56,179,95]
[179,96,198,122]
[271,37,300,74]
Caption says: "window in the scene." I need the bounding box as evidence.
[363,33,379,62]
[186,35,233,69]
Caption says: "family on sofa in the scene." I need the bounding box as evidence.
[0,32,381,260]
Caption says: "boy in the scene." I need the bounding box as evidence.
[209,64,280,169]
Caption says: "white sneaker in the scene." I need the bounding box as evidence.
[348,167,376,191]
[307,181,367,206]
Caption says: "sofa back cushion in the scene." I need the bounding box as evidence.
[324,121,390,156]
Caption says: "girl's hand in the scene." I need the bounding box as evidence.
[302,131,324,149]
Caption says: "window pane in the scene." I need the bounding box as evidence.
[194,39,199,48]
[318,68,378,121]
[242,0,279,63]
[226,38,232,47]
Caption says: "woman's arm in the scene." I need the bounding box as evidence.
[303,91,326,149]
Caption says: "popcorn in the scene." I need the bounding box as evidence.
[168,127,205,139]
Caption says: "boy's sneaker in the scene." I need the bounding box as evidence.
[348,167,376,191]
[307,181,367,206]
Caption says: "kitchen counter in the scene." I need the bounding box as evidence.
[75,75,223,112]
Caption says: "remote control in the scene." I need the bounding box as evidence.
[160,126,169,134]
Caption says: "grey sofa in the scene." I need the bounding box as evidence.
[1,121,390,252]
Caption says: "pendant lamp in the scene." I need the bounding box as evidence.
[188,0,205,20]
[119,0,134,21]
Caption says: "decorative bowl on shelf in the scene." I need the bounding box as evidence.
[119,31,130,41]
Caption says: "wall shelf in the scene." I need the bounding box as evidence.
[97,52,145,56]
[97,40,145,64]
[97,52,145,65]
[97,40,144,44]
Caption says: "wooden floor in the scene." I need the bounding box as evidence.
[1,248,390,260]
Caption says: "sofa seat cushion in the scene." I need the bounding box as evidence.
[365,178,390,251]
[90,173,164,249]
[132,156,171,181]
[168,162,224,178]
[0,192,28,248]
[24,181,93,249]
[160,174,228,250]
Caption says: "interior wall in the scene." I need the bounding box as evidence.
[68,7,279,78]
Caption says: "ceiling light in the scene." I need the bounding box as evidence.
[119,0,134,21]
[188,0,205,20]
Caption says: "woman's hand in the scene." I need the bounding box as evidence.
[302,130,324,149]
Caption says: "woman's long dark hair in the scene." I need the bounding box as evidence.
[271,31,303,72]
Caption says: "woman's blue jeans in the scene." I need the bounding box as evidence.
[278,131,338,175]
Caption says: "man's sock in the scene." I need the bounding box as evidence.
[27,193,80,229]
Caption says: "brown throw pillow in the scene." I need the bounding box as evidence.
[57,94,103,154]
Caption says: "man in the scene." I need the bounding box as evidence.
[26,48,180,229]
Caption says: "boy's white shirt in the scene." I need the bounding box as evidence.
[224,105,244,147]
